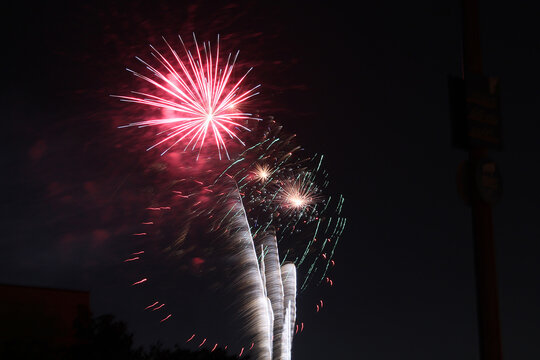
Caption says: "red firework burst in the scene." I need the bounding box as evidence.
[114,34,260,159]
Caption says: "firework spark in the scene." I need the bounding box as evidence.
[114,34,260,159]
[252,163,272,183]
[278,174,319,211]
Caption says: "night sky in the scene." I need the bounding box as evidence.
[3,1,540,359]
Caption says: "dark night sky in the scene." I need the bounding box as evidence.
[2,1,540,359]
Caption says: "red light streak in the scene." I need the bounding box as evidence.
[131,278,147,286]
[144,301,159,310]
[173,191,190,198]
[160,314,172,322]
[186,334,196,343]
[123,257,140,262]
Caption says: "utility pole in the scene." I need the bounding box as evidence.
[457,0,504,359]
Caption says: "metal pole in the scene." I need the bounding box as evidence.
[461,0,503,359]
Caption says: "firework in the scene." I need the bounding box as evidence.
[252,163,272,183]
[114,34,260,159]
[281,263,297,360]
[116,35,345,357]
[254,231,299,360]
[256,231,285,359]
[122,119,345,355]
[225,187,272,360]
[277,174,319,212]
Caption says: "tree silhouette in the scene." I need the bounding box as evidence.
[2,313,243,360]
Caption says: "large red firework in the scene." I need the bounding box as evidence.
[114,34,260,159]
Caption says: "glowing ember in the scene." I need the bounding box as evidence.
[114,34,260,159]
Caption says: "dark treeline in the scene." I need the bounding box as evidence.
[1,314,244,360]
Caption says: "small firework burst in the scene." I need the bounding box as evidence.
[277,173,320,212]
[114,34,261,159]
[251,163,272,183]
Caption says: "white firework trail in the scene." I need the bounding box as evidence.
[281,263,297,360]
[226,187,272,360]
[257,232,285,360]
[223,185,297,360]
[256,232,298,360]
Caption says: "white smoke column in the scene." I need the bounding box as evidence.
[226,188,272,360]
[281,263,297,360]
[257,232,285,360]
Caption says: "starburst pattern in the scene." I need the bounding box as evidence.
[114,34,261,159]
[252,163,272,183]
[277,173,319,212]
